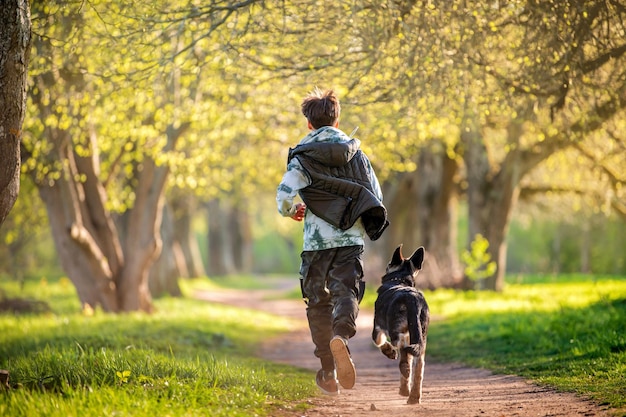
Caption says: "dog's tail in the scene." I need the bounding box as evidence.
[406,296,424,354]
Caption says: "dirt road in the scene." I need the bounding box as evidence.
[195,284,614,417]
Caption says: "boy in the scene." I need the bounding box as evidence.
[276,88,388,395]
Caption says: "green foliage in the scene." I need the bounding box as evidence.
[0,176,54,280]
[424,278,626,411]
[507,212,626,275]
[252,196,302,274]
[461,233,497,281]
[0,277,316,416]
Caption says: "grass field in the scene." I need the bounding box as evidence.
[1,273,625,415]
[0,277,316,417]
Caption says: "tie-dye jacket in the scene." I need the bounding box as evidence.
[276,126,383,251]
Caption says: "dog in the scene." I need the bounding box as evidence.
[372,245,429,404]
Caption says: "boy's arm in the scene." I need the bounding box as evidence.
[276,158,310,219]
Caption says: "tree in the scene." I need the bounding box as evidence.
[333,1,626,290]
[458,0,626,290]
[0,0,31,227]
[22,0,262,312]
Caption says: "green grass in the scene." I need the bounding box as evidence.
[4,273,626,415]
[505,272,624,285]
[0,276,316,417]
[417,277,626,413]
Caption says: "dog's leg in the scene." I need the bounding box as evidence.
[373,327,397,359]
[407,349,425,405]
[398,347,411,397]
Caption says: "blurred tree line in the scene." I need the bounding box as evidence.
[0,0,624,312]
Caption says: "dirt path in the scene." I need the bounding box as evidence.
[195,283,614,417]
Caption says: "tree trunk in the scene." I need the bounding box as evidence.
[29,65,184,312]
[371,149,461,290]
[0,1,30,227]
[207,198,244,276]
[382,172,421,255]
[416,147,462,289]
[367,172,421,280]
[551,227,562,274]
[580,219,591,274]
[231,204,253,273]
[170,195,206,278]
[207,199,228,275]
[37,134,120,311]
[149,204,183,297]
[116,151,172,312]
[205,198,254,276]
[463,121,521,291]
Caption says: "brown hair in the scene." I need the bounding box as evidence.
[301,88,341,129]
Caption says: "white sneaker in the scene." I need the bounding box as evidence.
[330,336,356,389]
[315,369,339,396]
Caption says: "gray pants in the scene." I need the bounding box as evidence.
[299,245,365,372]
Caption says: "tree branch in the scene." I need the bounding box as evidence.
[581,43,626,74]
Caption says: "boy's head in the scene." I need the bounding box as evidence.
[301,88,340,129]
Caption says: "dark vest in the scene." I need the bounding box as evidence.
[288,141,389,241]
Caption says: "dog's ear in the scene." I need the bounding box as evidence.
[389,244,404,267]
[409,246,425,271]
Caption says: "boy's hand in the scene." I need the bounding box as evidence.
[291,203,306,222]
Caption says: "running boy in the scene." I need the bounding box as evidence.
[276,88,388,395]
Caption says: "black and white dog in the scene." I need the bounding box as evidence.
[372,245,429,404]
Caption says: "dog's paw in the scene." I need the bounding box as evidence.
[381,343,397,360]
[407,396,421,405]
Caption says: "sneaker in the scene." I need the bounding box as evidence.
[330,335,356,389]
[315,369,339,396]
